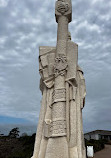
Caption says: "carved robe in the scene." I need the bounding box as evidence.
[32,39,86,158]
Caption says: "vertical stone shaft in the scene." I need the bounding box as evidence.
[53,16,68,123]
[45,15,69,158]
[45,1,72,158]
[56,16,68,55]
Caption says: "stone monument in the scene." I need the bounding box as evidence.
[31,0,86,158]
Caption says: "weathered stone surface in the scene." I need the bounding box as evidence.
[31,0,86,158]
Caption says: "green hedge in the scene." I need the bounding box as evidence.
[85,139,106,153]
[8,133,36,158]
[0,134,108,158]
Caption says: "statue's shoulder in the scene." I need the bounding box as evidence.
[67,40,78,47]
[39,46,56,56]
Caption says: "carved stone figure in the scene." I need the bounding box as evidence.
[31,0,86,158]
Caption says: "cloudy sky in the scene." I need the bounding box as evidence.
[0,0,111,135]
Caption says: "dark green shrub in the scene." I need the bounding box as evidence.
[85,139,105,153]
[8,133,36,158]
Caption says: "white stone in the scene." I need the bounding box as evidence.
[31,0,86,158]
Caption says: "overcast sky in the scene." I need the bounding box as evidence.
[0,0,111,135]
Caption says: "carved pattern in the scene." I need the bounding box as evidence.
[54,54,68,77]
[44,120,66,138]
[52,88,66,104]
[51,120,66,137]
[57,0,69,15]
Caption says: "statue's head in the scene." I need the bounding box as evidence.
[68,32,71,40]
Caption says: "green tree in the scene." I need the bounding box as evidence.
[8,127,20,138]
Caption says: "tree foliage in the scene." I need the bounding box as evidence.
[8,127,20,138]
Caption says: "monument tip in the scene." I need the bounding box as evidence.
[55,0,72,23]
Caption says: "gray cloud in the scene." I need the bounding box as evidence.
[0,0,111,133]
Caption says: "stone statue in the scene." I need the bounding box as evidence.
[31,0,86,158]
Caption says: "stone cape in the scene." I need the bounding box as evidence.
[31,39,86,158]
